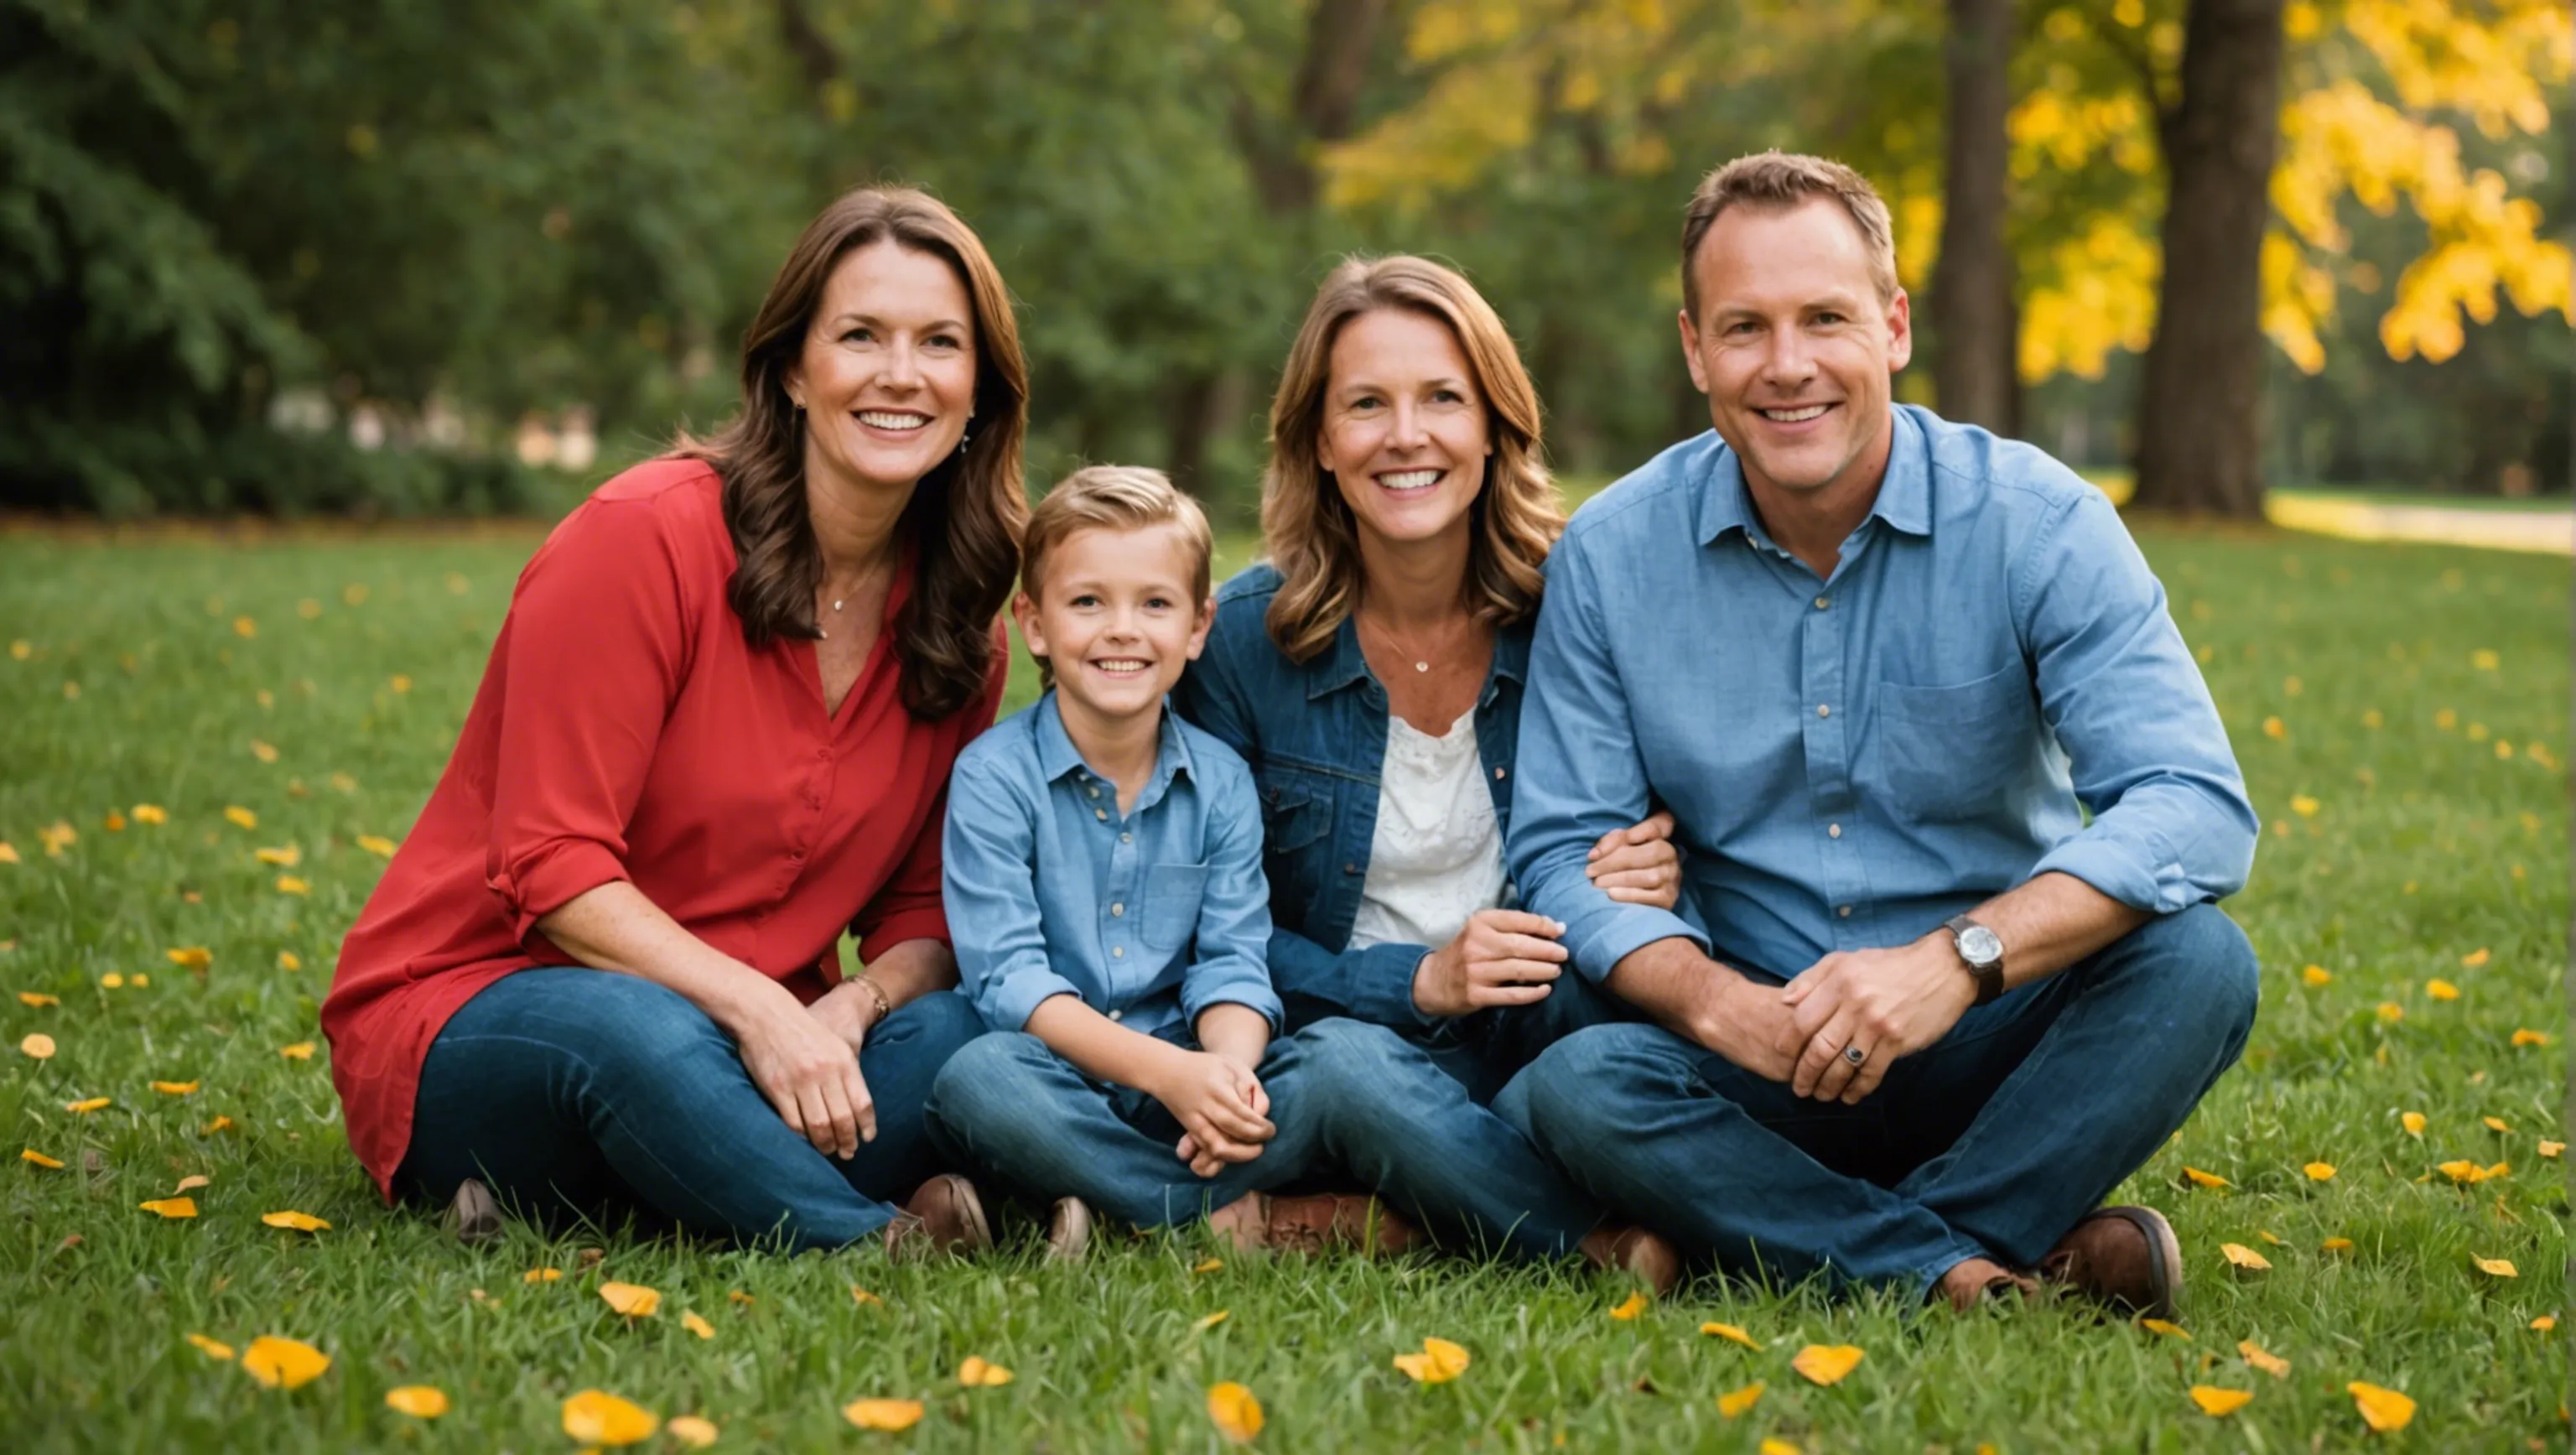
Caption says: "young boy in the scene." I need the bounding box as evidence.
[927,466,1412,1260]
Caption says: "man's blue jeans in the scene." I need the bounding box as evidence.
[928,1013,1604,1253]
[1508,905,2260,1299]
[396,969,985,1250]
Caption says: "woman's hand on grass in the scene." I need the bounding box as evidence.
[1411,909,1570,1018]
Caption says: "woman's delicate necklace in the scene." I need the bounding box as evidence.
[817,561,886,640]
[1360,610,1459,674]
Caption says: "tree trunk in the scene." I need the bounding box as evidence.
[1233,0,1390,216]
[2131,0,2287,517]
[1930,0,2019,435]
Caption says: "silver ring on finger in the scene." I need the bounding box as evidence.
[1841,1042,1867,1068]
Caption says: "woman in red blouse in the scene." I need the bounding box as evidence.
[322,187,1025,1251]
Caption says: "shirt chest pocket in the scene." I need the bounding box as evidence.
[1141,864,1211,954]
[1877,663,2039,820]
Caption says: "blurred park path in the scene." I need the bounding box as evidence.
[2263,493,2574,556]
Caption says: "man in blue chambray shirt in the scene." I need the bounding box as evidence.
[1503,153,2259,1318]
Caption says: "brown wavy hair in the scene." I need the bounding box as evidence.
[681,186,1028,719]
[1259,255,1565,663]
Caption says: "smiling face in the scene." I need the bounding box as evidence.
[1316,308,1494,553]
[1679,198,1912,504]
[784,238,979,499]
[1014,522,1213,728]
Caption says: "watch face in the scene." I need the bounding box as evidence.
[1959,925,2003,963]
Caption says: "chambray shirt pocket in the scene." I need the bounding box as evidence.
[1876,663,2040,820]
[1142,864,1213,953]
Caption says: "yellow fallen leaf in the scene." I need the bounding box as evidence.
[667,1414,719,1448]
[2139,1318,2191,1340]
[1701,1322,1763,1349]
[2401,1112,2428,1137]
[249,740,278,763]
[233,616,257,638]
[21,1149,64,1169]
[2483,1115,2511,1133]
[681,1312,714,1340]
[2512,1029,2551,1047]
[726,1290,753,1305]
[1716,1381,1765,1417]
[384,1385,449,1418]
[2220,1243,2272,1271]
[2473,1255,2518,1278]
[276,952,301,971]
[2532,1316,2557,1333]
[254,845,301,867]
[842,1399,923,1432]
[166,946,211,970]
[2485,1160,2511,1179]
[2321,1236,2355,1252]
[0,841,16,864]
[262,1210,330,1233]
[1392,1336,1472,1383]
[1207,1382,1263,1444]
[2460,948,2490,968]
[240,1335,330,1390]
[140,1198,198,1219]
[1790,1343,1864,1385]
[848,1285,881,1306]
[174,1175,209,1193]
[1193,1310,1231,1333]
[1759,1442,1801,1455]
[2255,1229,2284,1245]
[275,876,309,896]
[278,1042,315,1060]
[184,1333,235,1361]
[2375,1001,2404,1023]
[202,1116,233,1135]
[2288,794,2319,818]
[1607,1291,1649,1320]
[132,804,167,824]
[101,974,123,989]
[19,1032,54,1060]
[2300,964,2332,986]
[65,1097,110,1114]
[2238,1340,2289,1378]
[563,1389,658,1444]
[2190,1386,2254,1416]
[18,991,58,1007]
[2262,715,2286,739]
[2347,1381,2415,1432]
[1192,1257,1224,1274]
[524,1267,563,1283]
[2182,1167,2230,1189]
[2540,1141,2563,1159]
[104,810,126,831]
[2303,1161,2336,1181]
[599,1281,661,1317]
[224,806,257,829]
[356,834,397,857]
[2438,1160,2489,1183]
[151,1081,199,1095]
[958,1355,1014,1387]
[2426,979,2459,1001]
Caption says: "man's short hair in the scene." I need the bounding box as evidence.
[1680,152,1899,322]
[1021,465,1213,606]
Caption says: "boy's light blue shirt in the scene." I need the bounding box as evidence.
[944,691,1282,1038]
[1508,406,2258,983]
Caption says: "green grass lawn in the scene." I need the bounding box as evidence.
[0,518,2565,1452]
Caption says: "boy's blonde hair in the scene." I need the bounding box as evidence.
[1021,465,1215,687]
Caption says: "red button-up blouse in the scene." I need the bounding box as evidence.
[321,458,1006,1199]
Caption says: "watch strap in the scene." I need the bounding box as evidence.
[1944,913,2005,1006]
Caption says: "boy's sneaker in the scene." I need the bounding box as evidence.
[884,1174,992,1259]
[1044,1197,1094,1263]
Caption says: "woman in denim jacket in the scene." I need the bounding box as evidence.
[1176,256,1682,1286]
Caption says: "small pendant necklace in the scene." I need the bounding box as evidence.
[1362,611,1446,673]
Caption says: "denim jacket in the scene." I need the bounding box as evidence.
[1172,563,1526,1032]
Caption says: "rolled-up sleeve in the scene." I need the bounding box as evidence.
[1508,534,1707,979]
[853,642,1010,957]
[943,756,1083,1032]
[2018,490,2257,910]
[485,501,688,945]
[1179,772,1285,1032]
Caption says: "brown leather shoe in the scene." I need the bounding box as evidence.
[1581,1224,1681,1297]
[2039,1205,2182,1320]
[444,1177,503,1245]
[1044,1197,1093,1263]
[1232,1193,1420,1255]
[883,1174,992,1259]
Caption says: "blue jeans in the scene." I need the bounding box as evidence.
[396,968,984,1250]
[1509,905,2260,1299]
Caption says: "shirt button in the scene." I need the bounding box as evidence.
[1111,945,1124,959]
[1493,766,1507,781]
[1815,596,1830,610]
[1837,904,1852,917]
[1827,824,1842,839]
[1119,832,1132,844]
[1094,808,1109,821]
[1109,1009,1123,1021]
[1343,863,1360,876]
[1087,787,1099,798]
[1110,902,1124,917]
[1816,704,1831,718]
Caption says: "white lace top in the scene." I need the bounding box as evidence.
[1347,708,1509,951]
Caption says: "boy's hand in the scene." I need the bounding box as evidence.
[1152,1049,1273,1177]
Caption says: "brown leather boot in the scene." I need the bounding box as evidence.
[2039,1205,2183,1320]
[1211,1193,1420,1255]
[1935,1255,2038,1312]
[883,1174,992,1259]
[1043,1197,1093,1264]
[1580,1224,1682,1297]
[444,1177,503,1245]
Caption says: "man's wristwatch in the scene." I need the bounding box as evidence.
[1944,914,2005,1006]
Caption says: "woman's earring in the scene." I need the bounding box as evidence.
[957,430,971,457]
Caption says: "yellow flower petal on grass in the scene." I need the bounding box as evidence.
[277,952,302,970]
[1392,1336,1471,1383]
[2438,1160,2490,1183]
[2512,1029,2551,1047]
[2181,1167,2230,1189]
[2288,794,2319,818]
[563,1390,658,1444]
[65,1096,110,1114]
[842,1399,923,1432]
[1192,1310,1231,1333]
[133,803,168,824]
[166,947,210,971]
[681,1312,714,1340]
[2138,1318,2191,1340]
[2472,1255,2518,1278]
[261,1210,330,1233]
[357,834,398,857]
[174,1175,208,1193]
[1192,1257,1224,1274]
[1206,1382,1263,1444]
[21,1149,64,1169]
[2321,1237,2355,1253]
[2532,1316,2557,1333]
[1700,1322,1763,1349]
[847,1285,881,1306]
[598,1281,661,1317]
[523,1267,563,1283]
[278,1042,314,1060]
[958,1356,1014,1387]
[2238,1340,2289,1378]
[224,806,257,830]
[202,1116,232,1135]
[1790,1343,1864,1385]
[2220,1243,2272,1271]
[2303,1161,2336,1181]
[19,1032,53,1059]
[667,1414,719,1448]
[2300,964,2332,986]
[1759,1441,1801,1455]
[152,1081,198,1095]
[275,876,309,896]
[2190,1386,2254,1416]
[240,1335,330,1390]
[185,1333,235,1360]
[2375,1001,2403,1023]
[2401,1111,2426,1136]
[253,845,301,867]
[139,1198,198,1219]
[1716,1381,1765,1417]
[2483,1115,2511,1133]
[2459,948,2490,968]
[18,991,59,1007]
[2539,1141,2563,1159]
[2347,1381,2415,1432]
[384,1385,449,1418]
[1607,1291,1649,1320]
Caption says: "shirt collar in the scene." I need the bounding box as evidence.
[1694,408,1934,548]
[1033,690,1193,792]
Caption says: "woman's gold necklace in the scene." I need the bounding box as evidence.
[1360,610,1464,675]
[817,563,886,640]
